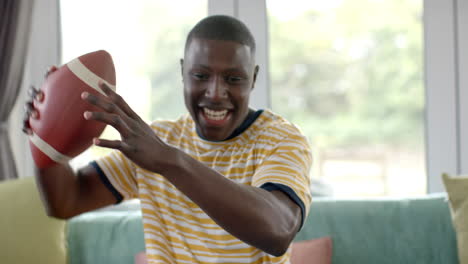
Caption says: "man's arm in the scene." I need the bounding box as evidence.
[161,150,302,257]
[34,163,117,219]
[83,82,303,256]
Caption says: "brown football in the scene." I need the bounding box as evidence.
[29,50,116,168]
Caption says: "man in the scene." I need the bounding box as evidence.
[23,15,312,263]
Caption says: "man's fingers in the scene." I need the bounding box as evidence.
[82,92,135,137]
[22,112,33,135]
[81,91,135,129]
[22,66,67,137]
[45,65,58,78]
[93,138,123,150]
[84,111,131,138]
[35,91,44,101]
[27,86,44,102]
[24,101,33,113]
[22,127,32,135]
[28,86,38,97]
[22,127,33,135]
[98,81,139,119]
[82,92,122,115]
[22,106,34,135]
[24,102,39,119]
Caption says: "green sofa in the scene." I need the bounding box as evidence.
[0,177,460,263]
[68,195,459,264]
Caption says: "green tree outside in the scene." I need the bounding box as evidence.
[269,0,423,149]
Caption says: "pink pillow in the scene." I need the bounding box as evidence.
[134,251,148,264]
[290,237,333,264]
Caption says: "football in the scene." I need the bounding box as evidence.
[29,50,116,168]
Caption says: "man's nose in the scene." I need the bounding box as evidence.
[205,78,228,100]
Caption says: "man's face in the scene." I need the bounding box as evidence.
[181,38,258,141]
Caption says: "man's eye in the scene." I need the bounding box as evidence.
[226,76,243,83]
[192,73,208,80]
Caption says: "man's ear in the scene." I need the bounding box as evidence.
[180,59,184,80]
[252,65,260,89]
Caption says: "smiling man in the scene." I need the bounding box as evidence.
[182,26,258,142]
[25,15,312,264]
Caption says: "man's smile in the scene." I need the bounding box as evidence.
[199,107,233,127]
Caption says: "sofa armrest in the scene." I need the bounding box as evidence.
[0,177,67,264]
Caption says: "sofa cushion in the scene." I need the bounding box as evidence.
[291,237,332,264]
[295,195,458,264]
[67,200,145,264]
[0,177,67,264]
[443,173,468,264]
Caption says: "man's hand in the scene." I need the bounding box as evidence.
[81,81,174,173]
[22,66,58,135]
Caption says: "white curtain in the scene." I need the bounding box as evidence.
[0,0,35,181]
[7,0,62,179]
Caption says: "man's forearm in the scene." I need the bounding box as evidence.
[35,163,117,219]
[34,163,80,219]
[159,147,301,256]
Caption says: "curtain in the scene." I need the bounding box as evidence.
[0,0,35,181]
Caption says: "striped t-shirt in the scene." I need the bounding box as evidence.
[94,109,312,264]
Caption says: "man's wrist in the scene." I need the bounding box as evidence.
[157,144,184,177]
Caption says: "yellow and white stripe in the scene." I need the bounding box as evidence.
[96,109,312,264]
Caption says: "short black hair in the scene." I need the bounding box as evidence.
[185,15,256,54]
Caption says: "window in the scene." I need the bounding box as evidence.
[267,0,425,197]
[60,0,207,168]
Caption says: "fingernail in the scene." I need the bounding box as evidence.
[84,111,91,119]
[81,92,89,99]
[36,93,44,101]
[32,111,38,118]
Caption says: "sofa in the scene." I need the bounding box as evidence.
[0,176,460,264]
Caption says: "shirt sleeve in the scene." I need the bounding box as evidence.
[94,150,139,201]
[252,130,312,230]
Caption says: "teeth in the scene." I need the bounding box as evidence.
[203,108,228,121]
